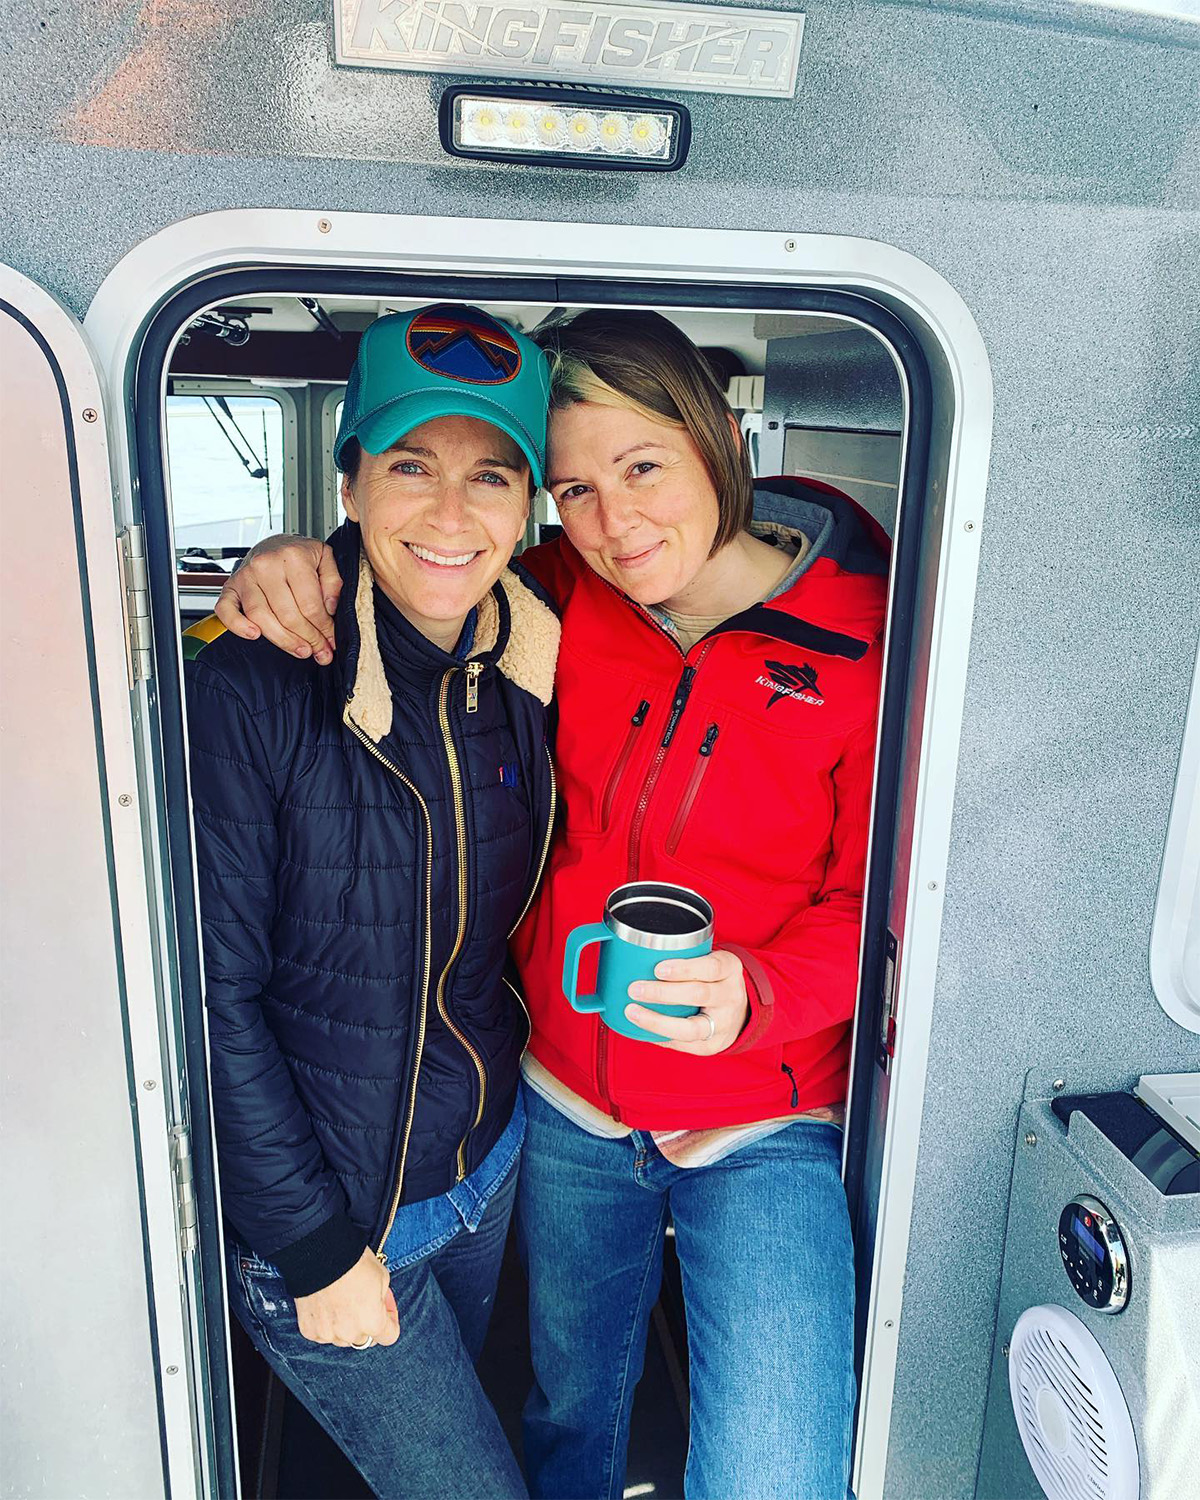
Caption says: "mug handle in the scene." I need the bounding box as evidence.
[562,923,612,1013]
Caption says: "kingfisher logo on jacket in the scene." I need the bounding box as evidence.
[757,659,825,708]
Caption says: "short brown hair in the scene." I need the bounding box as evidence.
[536,310,753,553]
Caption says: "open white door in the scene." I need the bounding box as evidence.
[0,267,233,1499]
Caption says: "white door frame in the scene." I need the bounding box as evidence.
[84,210,994,1498]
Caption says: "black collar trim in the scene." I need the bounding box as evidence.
[704,605,870,661]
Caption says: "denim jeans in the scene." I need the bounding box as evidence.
[227,1165,527,1499]
[517,1082,855,1500]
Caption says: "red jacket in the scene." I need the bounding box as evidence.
[514,480,888,1127]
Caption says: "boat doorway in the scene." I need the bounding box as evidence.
[51,213,988,1498]
[147,269,923,1495]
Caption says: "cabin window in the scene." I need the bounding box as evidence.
[167,389,287,558]
[166,380,300,622]
[321,390,347,528]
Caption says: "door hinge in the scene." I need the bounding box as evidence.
[118,524,153,685]
[172,1124,198,1258]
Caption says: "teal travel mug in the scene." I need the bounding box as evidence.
[562,882,714,1043]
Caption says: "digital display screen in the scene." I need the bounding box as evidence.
[1072,1215,1107,1264]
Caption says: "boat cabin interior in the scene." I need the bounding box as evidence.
[166,295,904,621]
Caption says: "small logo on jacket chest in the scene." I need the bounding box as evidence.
[756,659,825,709]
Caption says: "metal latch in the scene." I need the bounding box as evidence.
[118,524,153,684]
[172,1124,198,1258]
[876,929,900,1074]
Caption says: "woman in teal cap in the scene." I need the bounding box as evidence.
[185,304,557,1496]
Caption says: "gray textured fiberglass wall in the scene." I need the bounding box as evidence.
[2,3,1197,1496]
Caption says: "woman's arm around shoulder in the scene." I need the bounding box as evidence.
[214,533,344,663]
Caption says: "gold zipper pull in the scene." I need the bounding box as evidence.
[465,661,482,714]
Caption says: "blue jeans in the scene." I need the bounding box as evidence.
[517,1083,855,1500]
[227,1165,527,1499]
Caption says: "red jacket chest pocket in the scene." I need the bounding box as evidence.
[553,633,673,837]
[652,707,844,899]
[649,644,877,900]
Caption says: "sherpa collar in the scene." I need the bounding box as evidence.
[344,551,560,743]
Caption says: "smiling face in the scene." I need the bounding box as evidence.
[341,414,531,651]
[547,401,721,610]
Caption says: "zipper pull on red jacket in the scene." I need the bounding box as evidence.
[661,665,697,748]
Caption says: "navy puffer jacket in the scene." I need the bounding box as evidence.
[185,523,558,1295]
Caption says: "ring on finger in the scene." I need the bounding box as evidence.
[702,1011,716,1042]
[351,1335,376,1351]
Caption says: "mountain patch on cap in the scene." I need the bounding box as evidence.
[406,304,523,386]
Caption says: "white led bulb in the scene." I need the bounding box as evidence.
[536,108,567,147]
[628,115,666,156]
[598,113,632,153]
[504,107,534,145]
[566,111,600,150]
[463,102,501,143]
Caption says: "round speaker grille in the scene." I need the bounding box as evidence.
[1008,1304,1139,1500]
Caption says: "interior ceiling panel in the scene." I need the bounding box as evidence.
[210,296,844,376]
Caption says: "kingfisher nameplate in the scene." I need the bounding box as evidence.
[335,1,805,99]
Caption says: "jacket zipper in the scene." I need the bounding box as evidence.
[596,1015,617,1121]
[597,574,682,651]
[503,748,556,1063]
[437,668,489,1181]
[342,710,433,1258]
[627,642,715,881]
[509,744,557,939]
[782,1062,799,1109]
[600,700,649,828]
[599,646,715,1118]
[597,645,717,1116]
[591,586,720,1117]
[502,973,533,1053]
[664,723,720,856]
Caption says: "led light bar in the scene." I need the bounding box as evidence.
[439,86,691,172]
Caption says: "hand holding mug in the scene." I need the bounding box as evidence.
[563,883,714,1043]
[624,948,750,1055]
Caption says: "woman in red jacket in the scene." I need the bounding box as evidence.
[215,310,887,1500]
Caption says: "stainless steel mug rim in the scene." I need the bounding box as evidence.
[603,882,714,951]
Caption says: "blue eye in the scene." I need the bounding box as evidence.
[477,471,509,486]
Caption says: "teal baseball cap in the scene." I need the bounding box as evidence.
[334,304,550,486]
